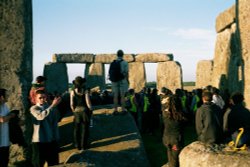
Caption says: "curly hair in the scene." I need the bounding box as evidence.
[164,95,186,121]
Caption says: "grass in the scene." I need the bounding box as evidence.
[141,122,197,167]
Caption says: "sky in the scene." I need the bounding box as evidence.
[33,0,235,83]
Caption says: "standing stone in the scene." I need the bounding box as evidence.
[196,60,213,88]
[85,63,105,90]
[0,0,32,164]
[128,62,146,92]
[157,61,183,93]
[211,23,237,91]
[238,0,250,108]
[44,62,68,95]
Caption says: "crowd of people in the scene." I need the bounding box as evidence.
[1,50,250,167]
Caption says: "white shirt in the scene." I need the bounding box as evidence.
[0,103,10,147]
[212,95,225,109]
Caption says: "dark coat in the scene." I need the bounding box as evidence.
[195,102,223,144]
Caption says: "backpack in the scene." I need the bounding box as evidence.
[109,59,124,82]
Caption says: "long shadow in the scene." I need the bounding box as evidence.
[65,148,150,167]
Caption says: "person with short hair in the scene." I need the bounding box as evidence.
[195,91,223,144]
[109,50,129,114]
[226,92,250,138]
[30,89,61,167]
[0,88,17,167]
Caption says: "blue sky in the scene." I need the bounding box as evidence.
[33,0,235,82]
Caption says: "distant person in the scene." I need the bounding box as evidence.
[148,88,161,135]
[0,88,17,167]
[195,91,223,144]
[108,49,129,115]
[29,76,47,105]
[211,87,225,110]
[70,76,93,150]
[161,94,187,167]
[30,89,61,167]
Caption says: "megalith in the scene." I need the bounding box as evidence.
[44,62,69,95]
[238,0,250,109]
[85,63,105,90]
[157,61,183,93]
[135,53,173,63]
[0,0,33,164]
[179,141,250,167]
[53,53,94,63]
[128,62,146,92]
[196,60,213,88]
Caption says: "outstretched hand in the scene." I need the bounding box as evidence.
[51,96,62,107]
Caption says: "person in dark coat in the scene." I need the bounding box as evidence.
[161,93,187,167]
[195,91,223,144]
[226,92,250,145]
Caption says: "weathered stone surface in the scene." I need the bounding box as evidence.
[216,5,236,33]
[135,53,173,63]
[180,141,250,167]
[211,23,237,90]
[0,0,32,165]
[44,62,69,94]
[196,60,213,88]
[85,63,105,90]
[239,0,250,109]
[128,62,146,92]
[95,54,134,63]
[53,54,94,63]
[157,61,183,93]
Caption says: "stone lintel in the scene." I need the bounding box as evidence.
[53,53,94,63]
[135,53,173,63]
[216,5,236,33]
[95,54,134,63]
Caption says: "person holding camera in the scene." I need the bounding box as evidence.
[30,89,61,167]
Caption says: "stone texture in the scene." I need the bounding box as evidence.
[53,53,94,63]
[44,62,69,94]
[128,62,146,92]
[95,54,134,63]
[211,24,237,90]
[196,60,213,88]
[85,63,105,90]
[180,141,250,167]
[238,0,250,109]
[216,5,236,33]
[135,53,173,63]
[0,0,33,164]
[157,61,183,93]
